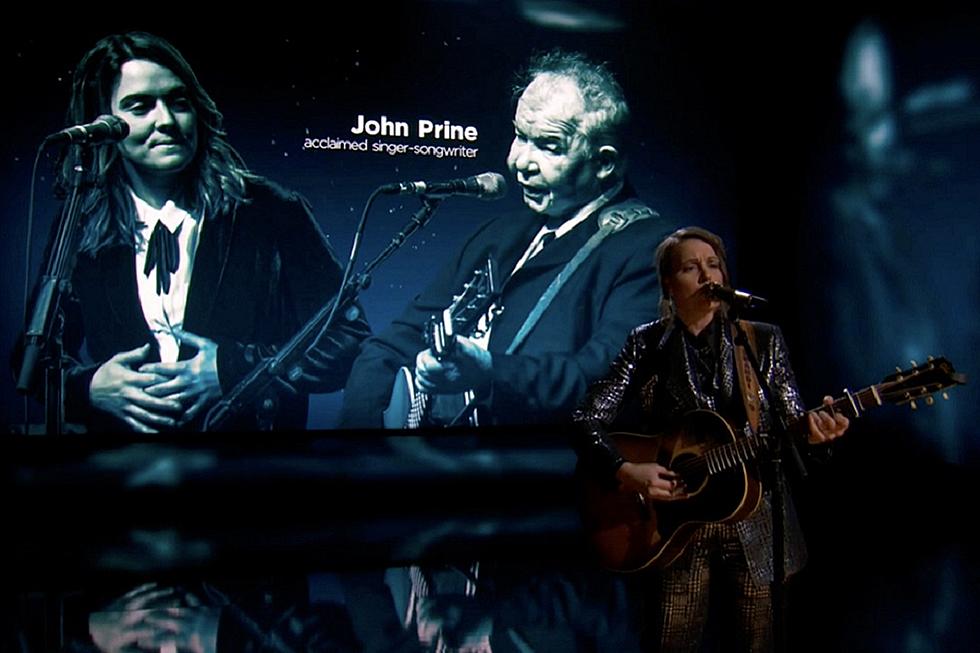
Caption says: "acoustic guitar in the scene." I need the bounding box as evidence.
[581,357,965,572]
[383,257,500,428]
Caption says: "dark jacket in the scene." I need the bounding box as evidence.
[339,192,672,428]
[57,178,370,431]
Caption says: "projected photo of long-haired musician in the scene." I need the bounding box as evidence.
[20,31,370,433]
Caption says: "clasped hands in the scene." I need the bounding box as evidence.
[89,583,219,653]
[89,330,222,432]
[414,335,493,396]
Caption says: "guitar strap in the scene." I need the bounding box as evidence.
[504,199,658,354]
[732,320,762,435]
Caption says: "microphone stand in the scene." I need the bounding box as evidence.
[727,304,808,653]
[203,195,443,431]
[16,146,90,435]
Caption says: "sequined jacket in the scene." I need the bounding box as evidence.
[573,316,810,583]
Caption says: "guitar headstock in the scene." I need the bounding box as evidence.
[878,357,966,409]
[425,257,500,358]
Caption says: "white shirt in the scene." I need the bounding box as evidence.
[132,192,203,363]
[472,181,625,349]
[508,181,625,277]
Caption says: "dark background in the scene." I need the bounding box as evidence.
[3,2,978,650]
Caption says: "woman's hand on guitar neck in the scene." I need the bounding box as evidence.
[616,461,688,502]
[807,395,851,444]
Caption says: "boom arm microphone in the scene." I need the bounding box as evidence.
[706,282,768,309]
[381,172,507,200]
[44,115,130,145]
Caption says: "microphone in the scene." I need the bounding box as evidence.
[705,283,768,309]
[44,115,129,145]
[381,172,507,200]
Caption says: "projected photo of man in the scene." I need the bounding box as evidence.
[339,49,673,430]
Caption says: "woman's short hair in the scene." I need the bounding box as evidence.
[654,226,731,319]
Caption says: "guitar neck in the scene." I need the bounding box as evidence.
[789,356,963,433]
[781,386,879,437]
[703,382,887,476]
[807,385,882,421]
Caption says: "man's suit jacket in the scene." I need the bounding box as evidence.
[339,192,672,428]
[61,178,370,431]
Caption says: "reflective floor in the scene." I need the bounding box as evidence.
[7,432,979,652]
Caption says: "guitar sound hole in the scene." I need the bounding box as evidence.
[671,453,707,493]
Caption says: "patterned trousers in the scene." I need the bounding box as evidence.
[647,522,773,653]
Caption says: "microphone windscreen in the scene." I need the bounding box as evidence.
[475,172,507,199]
[96,114,130,140]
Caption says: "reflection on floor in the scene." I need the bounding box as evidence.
[7,431,979,651]
[10,543,979,652]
